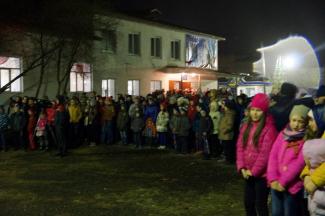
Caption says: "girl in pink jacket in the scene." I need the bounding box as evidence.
[267,105,310,216]
[236,93,278,216]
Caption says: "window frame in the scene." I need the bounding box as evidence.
[70,63,93,93]
[101,79,116,98]
[128,33,141,55]
[101,29,116,53]
[0,56,23,92]
[151,37,162,58]
[127,79,140,96]
[171,40,181,60]
[150,80,162,92]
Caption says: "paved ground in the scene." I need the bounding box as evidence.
[0,145,244,216]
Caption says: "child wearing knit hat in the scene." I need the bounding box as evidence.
[302,139,325,215]
[267,104,310,216]
[236,93,278,216]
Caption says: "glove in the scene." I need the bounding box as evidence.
[246,170,252,177]
[277,182,285,192]
[270,181,279,190]
[304,176,317,194]
[271,181,285,192]
[241,169,249,179]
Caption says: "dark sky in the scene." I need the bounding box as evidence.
[115,0,325,61]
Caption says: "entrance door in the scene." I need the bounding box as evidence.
[169,80,191,91]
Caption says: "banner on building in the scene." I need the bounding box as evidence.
[185,34,218,70]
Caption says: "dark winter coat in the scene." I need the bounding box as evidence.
[269,95,295,132]
[131,117,145,133]
[198,116,212,134]
[117,110,129,131]
[54,105,68,129]
[10,112,26,131]
[178,115,191,136]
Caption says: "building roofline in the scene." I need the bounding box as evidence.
[96,12,225,41]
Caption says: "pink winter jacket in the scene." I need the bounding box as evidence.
[267,131,305,195]
[236,116,278,178]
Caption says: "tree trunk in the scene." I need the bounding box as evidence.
[35,33,46,98]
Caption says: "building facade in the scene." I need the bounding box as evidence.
[0,13,225,104]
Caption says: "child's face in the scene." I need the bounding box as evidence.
[289,115,306,132]
[200,110,206,117]
[249,108,263,122]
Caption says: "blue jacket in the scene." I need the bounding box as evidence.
[144,104,159,123]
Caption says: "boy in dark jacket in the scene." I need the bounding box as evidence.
[117,105,129,145]
[10,104,26,150]
[177,107,191,154]
[131,112,145,149]
[0,106,9,151]
[54,96,68,157]
[198,109,212,159]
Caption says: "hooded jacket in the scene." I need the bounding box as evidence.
[267,129,305,195]
[236,115,278,177]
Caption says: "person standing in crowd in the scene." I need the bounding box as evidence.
[236,93,278,216]
[143,117,157,148]
[188,98,198,153]
[129,97,143,120]
[209,100,221,158]
[300,105,325,216]
[144,98,159,123]
[218,99,236,163]
[35,110,48,151]
[267,105,310,216]
[83,99,97,146]
[54,96,68,157]
[269,82,298,132]
[156,103,169,149]
[178,107,191,154]
[100,98,116,145]
[198,109,212,159]
[0,105,9,151]
[68,98,82,148]
[10,104,26,150]
[169,107,180,152]
[116,104,129,145]
[302,138,325,216]
[27,107,37,150]
[46,100,57,149]
[193,104,203,153]
[131,112,145,149]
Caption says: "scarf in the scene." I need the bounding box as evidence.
[282,125,305,142]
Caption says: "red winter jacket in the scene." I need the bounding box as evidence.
[236,115,278,178]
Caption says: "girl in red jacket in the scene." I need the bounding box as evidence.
[236,93,278,216]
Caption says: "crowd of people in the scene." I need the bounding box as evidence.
[0,82,325,215]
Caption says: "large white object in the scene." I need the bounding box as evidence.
[253,36,321,89]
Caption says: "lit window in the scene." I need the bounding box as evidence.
[150,80,162,92]
[102,79,115,98]
[128,33,140,55]
[151,37,162,58]
[128,80,140,96]
[0,56,22,92]
[70,63,92,92]
[171,40,181,60]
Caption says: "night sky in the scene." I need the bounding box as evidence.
[115,0,325,61]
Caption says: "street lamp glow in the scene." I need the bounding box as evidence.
[282,54,301,70]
